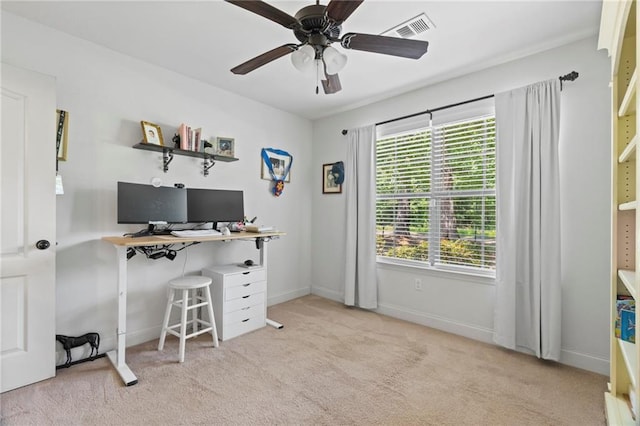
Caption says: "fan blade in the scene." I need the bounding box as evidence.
[341,33,428,59]
[231,44,298,75]
[325,0,364,24]
[322,73,342,94]
[225,0,298,29]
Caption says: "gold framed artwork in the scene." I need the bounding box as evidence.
[261,150,291,182]
[215,137,235,157]
[323,163,342,194]
[141,121,164,146]
[56,109,69,161]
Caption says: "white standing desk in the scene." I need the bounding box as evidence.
[102,231,284,386]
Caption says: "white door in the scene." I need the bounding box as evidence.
[1,63,57,393]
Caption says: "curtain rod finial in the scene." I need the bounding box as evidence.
[559,71,579,83]
[559,71,579,90]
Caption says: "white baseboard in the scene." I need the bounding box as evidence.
[125,325,163,348]
[84,288,311,359]
[560,348,609,376]
[56,324,162,365]
[310,287,609,375]
[377,302,608,375]
[267,287,311,306]
[86,287,610,376]
[311,286,342,302]
[375,301,495,344]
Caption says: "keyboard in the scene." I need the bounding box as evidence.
[170,229,222,237]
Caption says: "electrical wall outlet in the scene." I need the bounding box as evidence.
[414,278,422,291]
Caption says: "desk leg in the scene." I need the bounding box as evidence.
[259,240,284,330]
[107,245,138,386]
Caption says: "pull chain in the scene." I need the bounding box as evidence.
[315,60,319,94]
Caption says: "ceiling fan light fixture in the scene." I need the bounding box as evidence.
[291,44,316,73]
[323,45,347,75]
[226,0,429,94]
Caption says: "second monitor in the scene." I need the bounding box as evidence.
[187,188,244,230]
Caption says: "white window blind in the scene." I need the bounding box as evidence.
[376,114,496,274]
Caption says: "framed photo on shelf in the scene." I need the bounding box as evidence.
[215,137,235,157]
[141,121,164,146]
[56,109,69,161]
[261,150,291,182]
[322,163,342,194]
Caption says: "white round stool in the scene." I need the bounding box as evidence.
[158,275,219,363]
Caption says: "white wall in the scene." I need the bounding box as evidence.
[2,10,611,374]
[311,37,611,374]
[2,12,313,364]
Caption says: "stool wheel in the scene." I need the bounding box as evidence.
[158,275,219,362]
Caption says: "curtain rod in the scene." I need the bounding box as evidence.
[340,71,579,135]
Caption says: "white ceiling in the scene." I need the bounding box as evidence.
[1,0,602,120]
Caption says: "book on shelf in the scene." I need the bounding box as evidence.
[176,124,204,152]
[616,296,635,339]
[179,123,188,150]
[194,128,202,152]
[621,309,636,343]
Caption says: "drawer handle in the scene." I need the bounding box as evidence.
[242,283,251,287]
[241,307,250,311]
[242,272,250,275]
[242,295,251,299]
[242,318,250,322]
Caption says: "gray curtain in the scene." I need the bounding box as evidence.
[344,125,377,309]
[493,78,562,360]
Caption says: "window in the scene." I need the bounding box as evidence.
[376,114,496,275]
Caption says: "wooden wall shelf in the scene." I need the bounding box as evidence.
[133,142,238,176]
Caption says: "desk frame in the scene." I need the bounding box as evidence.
[102,231,284,386]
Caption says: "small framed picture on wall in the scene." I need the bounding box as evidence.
[322,163,342,194]
[141,121,164,146]
[215,137,235,157]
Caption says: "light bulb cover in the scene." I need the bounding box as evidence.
[323,46,347,75]
[291,45,316,74]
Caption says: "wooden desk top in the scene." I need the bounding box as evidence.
[102,231,285,247]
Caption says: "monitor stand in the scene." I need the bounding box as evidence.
[195,222,218,231]
[131,223,157,238]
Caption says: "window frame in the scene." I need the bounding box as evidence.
[375,113,496,278]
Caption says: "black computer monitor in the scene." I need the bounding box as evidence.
[187,188,244,228]
[117,182,187,235]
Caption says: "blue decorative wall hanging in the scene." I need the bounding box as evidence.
[261,148,293,197]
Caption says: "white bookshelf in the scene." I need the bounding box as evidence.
[620,201,638,211]
[600,0,640,424]
[620,69,638,117]
[620,269,639,300]
[620,134,638,163]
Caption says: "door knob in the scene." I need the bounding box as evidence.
[36,240,50,250]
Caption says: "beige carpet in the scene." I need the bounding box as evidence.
[1,295,607,425]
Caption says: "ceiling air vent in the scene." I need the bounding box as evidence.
[381,13,435,39]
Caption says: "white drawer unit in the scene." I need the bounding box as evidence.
[202,265,267,341]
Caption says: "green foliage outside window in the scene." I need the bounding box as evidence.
[376,116,496,272]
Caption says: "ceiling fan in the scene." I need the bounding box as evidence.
[225,0,429,94]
